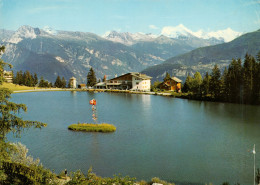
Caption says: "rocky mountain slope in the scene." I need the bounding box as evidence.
[0,26,163,83]
[142,29,260,82]
[0,25,233,83]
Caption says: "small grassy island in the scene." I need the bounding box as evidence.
[68,123,116,133]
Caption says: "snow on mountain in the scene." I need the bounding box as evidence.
[104,24,240,45]
[206,28,242,42]
[161,24,242,42]
[161,24,195,38]
[43,26,57,35]
[103,31,156,45]
[8,25,41,44]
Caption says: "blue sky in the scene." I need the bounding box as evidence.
[0,0,259,35]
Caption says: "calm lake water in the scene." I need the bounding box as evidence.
[8,91,260,185]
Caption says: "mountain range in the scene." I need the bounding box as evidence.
[142,29,260,82]
[0,25,242,83]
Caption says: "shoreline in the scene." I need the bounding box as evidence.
[13,88,173,96]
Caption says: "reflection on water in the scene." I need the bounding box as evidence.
[8,91,260,185]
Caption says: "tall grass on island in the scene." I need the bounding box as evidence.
[68,123,116,132]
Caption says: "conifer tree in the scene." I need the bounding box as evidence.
[0,46,46,179]
[209,64,221,99]
[33,73,38,86]
[163,72,171,82]
[243,53,256,104]
[252,52,260,104]
[192,72,202,94]
[61,77,66,88]
[87,68,97,87]
[183,74,193,92]
[54,75,62,88]
[201,72,211,95]
[220,67,228,101]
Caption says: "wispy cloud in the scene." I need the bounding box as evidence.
[149,25,159,30]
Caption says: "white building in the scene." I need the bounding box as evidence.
[69,77,77,88]
[95,72,152,91]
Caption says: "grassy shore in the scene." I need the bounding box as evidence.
[68,123,116,132]
[0,82,41,91]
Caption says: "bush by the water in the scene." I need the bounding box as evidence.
[68,123,116,132]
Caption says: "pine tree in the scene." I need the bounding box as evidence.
[201,72,211,95]
[87,68,97,87]
[0,46,46,178]
[220,67,228,101]
[252,52,260,104]
[61,77,66,88]
[209,64,221,99]
[33,73,38,87]
[183,74,193,93]
[192,72,202,94]
[243,53,256,104]
[38,77,45,87]
[225,59,243,103]
[163,72,171,82]
[54,75,62,88]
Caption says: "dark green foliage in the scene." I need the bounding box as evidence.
[39,77,52,88]
[192,72,202,94]
[54,75,66,88]
[163,72,171,82]
[54,75,62,88]
[209,64,221,99]
[151,80,161,92]
[66,167,136,185]
[2,161,55,185]
[183,72,202,94]
[13,70,39,87]
[222,182,230,185]
[33,73,38,86]
[225,59,243,103]
[87,68,97,87]
[0,45,49,184]
[183,74,193,92]
[256,168,260,184]
[243,53,256,104]
[142,29,260,81]
[201,72,211,95]
[182,53,260,104]
[61,77,66,88]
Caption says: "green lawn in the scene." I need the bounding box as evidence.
[0,82,40,91]
[68,123,116,132]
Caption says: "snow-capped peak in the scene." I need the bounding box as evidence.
[161,24,242,42]
[8,25,40,44]
[161,24,195,38]
[43,26,57,35]
[206,28,242,42]
[103,31,156,45]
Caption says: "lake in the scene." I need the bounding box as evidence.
[8,91,260,185]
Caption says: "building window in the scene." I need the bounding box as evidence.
[136,82,139,85]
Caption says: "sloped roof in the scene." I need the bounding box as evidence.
[130,72,152,80]
[109,72,152,81]
[171,77,182,83]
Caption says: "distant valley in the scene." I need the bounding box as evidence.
[142,29,260,82]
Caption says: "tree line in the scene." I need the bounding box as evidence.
[13,71,67,88]
[183,52,260,105]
